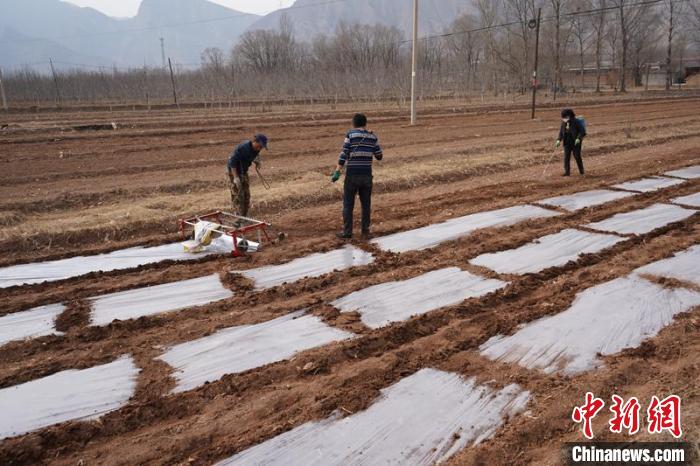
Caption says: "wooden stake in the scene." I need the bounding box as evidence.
[0,67,8,111]
[168,57,179,108]
[49,58,61,107]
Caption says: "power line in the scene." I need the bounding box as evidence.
[403,0,680,44]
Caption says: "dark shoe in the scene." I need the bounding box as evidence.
[360,231,372,240]
[562,173,570,177]
[336,232,352,239]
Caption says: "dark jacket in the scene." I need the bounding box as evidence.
[227,141,260,176]
[558,118,586,148]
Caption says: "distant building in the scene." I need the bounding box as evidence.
[563,58,700,89]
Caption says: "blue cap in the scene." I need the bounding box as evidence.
[254,133,268,149]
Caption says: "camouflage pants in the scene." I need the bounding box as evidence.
[228,172,251,217]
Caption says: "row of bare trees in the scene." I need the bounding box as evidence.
[3,0,700,106]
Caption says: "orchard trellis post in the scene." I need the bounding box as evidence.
[168,57,180,108]
[0,67,8,111]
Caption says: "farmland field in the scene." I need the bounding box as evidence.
[0,92,699,465]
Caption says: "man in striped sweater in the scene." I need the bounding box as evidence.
[331,113,383,240]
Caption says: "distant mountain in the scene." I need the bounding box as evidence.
[115,0,259,66]
[0,0,259,70]
[0,0,477,71]
[246,0,476,41]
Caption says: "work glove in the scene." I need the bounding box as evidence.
[233,177,242,189]
[331,170,341,183]
[254,159,262,170]
[575,138,581,146]
[555,140,561,148]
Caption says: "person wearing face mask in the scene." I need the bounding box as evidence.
[555,108,586,176]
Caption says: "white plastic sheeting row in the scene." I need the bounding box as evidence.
[216,368,530,466]
[0,304,65,347]
[634,245,700,287]
[480,246,700,375]
[240,245,374,290]
[665,165,700,179]
[90,274,233,326]
[470,229,625,275]
[672,192,700,208]
[537,189,636,212]
[0,243,220,289]
[0,274,233,348]
[158,311,354,393]
[585,203,695,235]
[371,205,560,253]
[331,267,507,329]
[0,356,139,439]
[612,176,686,193]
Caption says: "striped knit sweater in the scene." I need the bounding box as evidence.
[338,128,383,176]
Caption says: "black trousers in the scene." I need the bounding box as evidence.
[564,144,584,175]
[343,174,372,235]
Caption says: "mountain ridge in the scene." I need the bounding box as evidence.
[0,0,259,69]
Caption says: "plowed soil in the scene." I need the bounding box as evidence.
[0,93,699,465]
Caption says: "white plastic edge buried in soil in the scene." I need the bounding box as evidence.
[584,203,696,235]
[0,303,65,347]
[634,244,700,287]
[371,204,560,254]
[215,368,530,466]
[537,189,636,212]
[0,242,222,289]
[158,310,354,393]
[611,176,686,193]
[238,245,374,290]
[470,228,626,275]
[0,356,139,439]
[664,165,700,179]
[671,191,700,208]
[480,272,700,376]
[90,274,233,326]
[331,267,507,329]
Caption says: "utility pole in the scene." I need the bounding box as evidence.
[0,67,8,111]
[49,58,61,107]
[160,37,166,69]
[530,8,541,119]
[168,57,179,108]
[410,0,418,125]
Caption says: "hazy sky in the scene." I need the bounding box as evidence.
[62,0,295,17]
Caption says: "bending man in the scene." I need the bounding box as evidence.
[227,133,268,217]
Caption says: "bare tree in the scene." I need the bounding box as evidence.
[446,14,482,94]
[235,14,299,74]
[628,6,660,87]
[591,0,607,92]
[474,0,502,96]
[549,0,569,99]
[502,0,537,92]
[611,0,653,91]
[663,0,685,89]
[569,1,592,89]
[201,47,225,73]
